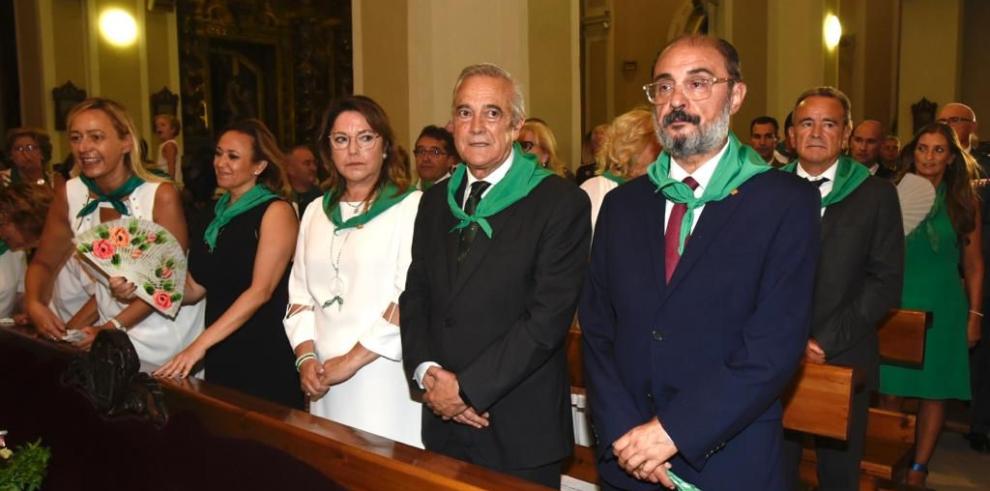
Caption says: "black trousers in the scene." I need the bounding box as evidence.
[971,314,990,434]
[429,424,563,488]
[783,382,869,491]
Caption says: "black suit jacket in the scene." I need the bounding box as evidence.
[811,176,904,386]
[400,172,591,468]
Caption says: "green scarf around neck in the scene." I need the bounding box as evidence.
[322,182,414,232]
[445,144,553,238]
[203,184,278,252]
[647,132,770,254]
[77,175,145,218]
[780,155,870,208]
[601,170,626,185]
[0,239,9,256]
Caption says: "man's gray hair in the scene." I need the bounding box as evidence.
[451,63,526,127]
[794,86,853,128]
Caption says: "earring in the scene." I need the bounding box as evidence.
[383,152,388,160]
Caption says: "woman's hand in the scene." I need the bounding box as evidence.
[299,358,329,401]
[320,355,361,386]
[108,276,137,301]
[154,343,207,378]
[968,312,982,348]
[26,300,66,340]
[74,324,110,350]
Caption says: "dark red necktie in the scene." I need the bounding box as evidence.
[664,176,699,284]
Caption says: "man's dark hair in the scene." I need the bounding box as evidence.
[416,125,459,161]
[750,116,779,135]
[656,35,743,82]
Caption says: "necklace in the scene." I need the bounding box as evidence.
[323,227,351,311]
[343,200,364,213]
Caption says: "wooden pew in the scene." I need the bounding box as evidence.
[0,326,548,491]
[878,309,930,367]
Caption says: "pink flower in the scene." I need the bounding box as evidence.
[131,248,144,259]
[153,291,173,310]
[92,239,115,260]
[146,232,158,243]
[160,266,173,279]
[110,227,130,247]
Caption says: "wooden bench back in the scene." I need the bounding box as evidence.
[878,309,929,367]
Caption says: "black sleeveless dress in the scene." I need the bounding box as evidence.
[188,198,303,409]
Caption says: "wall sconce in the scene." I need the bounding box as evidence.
[824,14,842,51]
[99,8,138,47]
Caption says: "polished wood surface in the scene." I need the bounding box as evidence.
[780,362,858,441]
[0,326,548,490]
[878,309,929,367]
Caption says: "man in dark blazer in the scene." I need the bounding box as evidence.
[580,35,821,490]
[781,87,904,490]
[400,63,590,488]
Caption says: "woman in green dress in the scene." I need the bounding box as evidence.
[879,122,983,486]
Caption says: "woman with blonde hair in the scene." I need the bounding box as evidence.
[284,95,423,446]
[153,114,183,185]
[580,108,662,230]
[518,118,573,179]
[24,97,204,364]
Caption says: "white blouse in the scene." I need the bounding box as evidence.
[285,191,424,448]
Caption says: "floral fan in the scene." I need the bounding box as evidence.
[897,173,936,236]
[74,218,186,318]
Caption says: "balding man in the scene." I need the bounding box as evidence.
[850,120,894,179]
[941,103,990,454]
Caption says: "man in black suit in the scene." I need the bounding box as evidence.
[782,87,904,490]
[400,63,590,487]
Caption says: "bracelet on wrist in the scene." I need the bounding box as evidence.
[295,352,317,372]
[108,317,126,331]
[970,310,984,318]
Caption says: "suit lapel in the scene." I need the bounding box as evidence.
[444,178,468,288]
[643,188,669,296]
[662,190,745,300]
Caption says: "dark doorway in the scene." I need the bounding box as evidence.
[0,0,23,161]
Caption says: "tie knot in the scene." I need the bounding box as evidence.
[806,177,830,188]
[682,176,699,191]
[469,180,491,197]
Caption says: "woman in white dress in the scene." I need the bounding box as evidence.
[154,114,182,185]
[24,97,203,365]
[580,108,662,232]
[284,95,423,448]
[0,183,96,325]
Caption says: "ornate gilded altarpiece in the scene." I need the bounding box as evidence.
[177,0,352,150]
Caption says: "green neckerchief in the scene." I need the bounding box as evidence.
[602,170,626,185]
[76,175,145,218]
[780,155,870,208]
[322,182,414,231]
[910,182,946,253]
[420,179,435,191]
[445,144,553,238]
[647,132,770,254]
[204,184,278,252]
[0,239,8,256]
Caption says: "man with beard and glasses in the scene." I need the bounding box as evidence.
[580,34,820,490]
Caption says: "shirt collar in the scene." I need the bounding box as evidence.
[465,149,514,189]
[796,158,839,181]
[669,139,730,193]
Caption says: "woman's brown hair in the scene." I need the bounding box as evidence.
[219,119,290,197]
[0,182,54,243]
[316,95,410,207]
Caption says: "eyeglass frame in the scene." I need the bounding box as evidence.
[327,131,382,150]
[642,76,737,105]
[937,116,975,125]
[413,147,448,158]
[11,144,40,153]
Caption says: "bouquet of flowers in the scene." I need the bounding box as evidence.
[74,218,187,318]
[0,431,50,491]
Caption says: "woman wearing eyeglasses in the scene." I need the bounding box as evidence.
[518,118,573,179]
[580,108,662,232]
[2,128,55,187]
[283,95,423,447]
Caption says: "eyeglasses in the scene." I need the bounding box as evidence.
[938,117,974,125]
[518,140,540,152]
[12,144,39,153]
[328,131,381,150]
[413,147,447,158]
[643,76,735,104]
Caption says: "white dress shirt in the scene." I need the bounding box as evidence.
[663,141,729,234]
[796,159,839,216]
[414,149,516,389]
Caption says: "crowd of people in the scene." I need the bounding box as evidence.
[2,33,990,490]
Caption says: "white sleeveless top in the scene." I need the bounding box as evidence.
[66,177,204,365]
[156,140,183,186]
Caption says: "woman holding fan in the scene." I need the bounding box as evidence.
[283,96,423,447]
[24,97,204,364]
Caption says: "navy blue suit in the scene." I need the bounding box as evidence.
[580,170,821,489]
